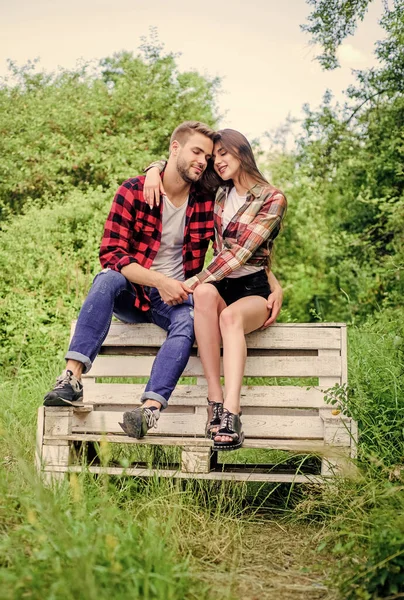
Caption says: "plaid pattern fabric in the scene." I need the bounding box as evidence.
[185,184,286,288]
[99,176,214,311]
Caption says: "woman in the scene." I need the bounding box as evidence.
[145,129,286,450]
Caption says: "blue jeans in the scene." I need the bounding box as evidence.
[66,269,195,409]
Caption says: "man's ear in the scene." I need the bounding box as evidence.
[171,140,180,155]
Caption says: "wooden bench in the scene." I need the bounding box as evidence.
[36,322,357,484]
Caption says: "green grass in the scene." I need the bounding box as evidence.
[1,308,403,599]
[0,369,336,600]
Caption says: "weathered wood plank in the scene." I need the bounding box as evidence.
[82,383,328,408]
[44,407,73,436]
[181,447,211,473]
[43,434,343,456]
[320,408,352,447]
[318,350,341,388]
[85,355,341,378]
[71,411,324,439]
[341,325,348,385]
[43,465,325,483]
[35,407,45,473]
[42,444,70,468]
[350,420,358,459]
[73,321,343,349]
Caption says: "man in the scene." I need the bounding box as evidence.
[44,121,282,439]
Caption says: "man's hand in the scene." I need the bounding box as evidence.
[143,167,166,208]
[156,277,193,305]
[262,285,283,328]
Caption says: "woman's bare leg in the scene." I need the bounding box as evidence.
[193,284,227,403]
[215,296,269,443]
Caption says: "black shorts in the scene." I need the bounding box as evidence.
[209,270,270,306]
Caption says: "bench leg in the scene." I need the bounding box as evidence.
[320,409,356,477]
[41,407,73,484]
[35,407,45,474]
[42,440,71,483]
[321,449,351,477]
[181,446,212,474]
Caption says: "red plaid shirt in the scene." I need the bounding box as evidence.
[99,176,214,311]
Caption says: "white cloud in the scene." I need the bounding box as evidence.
[337,43,370,66]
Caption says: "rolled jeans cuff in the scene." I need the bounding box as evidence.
[65,351,92,374]
[140,391,168,410]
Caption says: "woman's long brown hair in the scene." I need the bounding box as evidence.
[201,129,269,192]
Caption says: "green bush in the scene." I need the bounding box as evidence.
[0,187,111,374]
[295,309,404,599]
[348,507,404,599]
[0,41,219,219]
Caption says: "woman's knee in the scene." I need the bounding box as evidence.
[219,306,243,332]
[194,284,220,311]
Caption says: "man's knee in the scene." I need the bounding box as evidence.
[91,269,128,296]
[168,304,195,340]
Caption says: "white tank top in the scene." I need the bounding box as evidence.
[150,195,188,281]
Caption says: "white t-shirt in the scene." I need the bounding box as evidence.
[150,195,188,281]
[222,186,261,279]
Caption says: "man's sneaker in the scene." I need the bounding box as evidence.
[43,369,84,406]
[119,406,160,439]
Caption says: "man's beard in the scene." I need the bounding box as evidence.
[177,155,201,184]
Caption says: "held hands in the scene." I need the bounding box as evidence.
[143,168,165,208]
[157,276,193,306]
[262,285,283,328]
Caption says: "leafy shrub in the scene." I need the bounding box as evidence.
[0,187,112,374]
[0,40,219,220]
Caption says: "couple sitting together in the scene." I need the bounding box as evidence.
[43,121,287,451]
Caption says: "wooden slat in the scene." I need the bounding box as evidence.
[43,434,338,455]
[350,420,358,459]
[318,349,342,388]
[83,383,328,408]
[85,355,341,378]
[71,411,324,439]
[77,321,342,350]
[341,325,348,385]
[35,407,45,472]
[44,434,213,447]
[43,465,324,483]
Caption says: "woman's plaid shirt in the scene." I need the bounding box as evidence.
[185,183,286,288]
[99,176,214,311]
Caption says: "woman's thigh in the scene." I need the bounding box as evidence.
[221,295,270,335]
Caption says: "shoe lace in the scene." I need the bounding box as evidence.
[53,371,72,391]
[144,408,159,430]
[221,411,235,432]
[207,401,223,423]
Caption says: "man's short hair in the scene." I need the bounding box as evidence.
[170,121,216,148]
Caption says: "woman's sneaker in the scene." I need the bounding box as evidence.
[119,406,160,438]
[43,370,84,406]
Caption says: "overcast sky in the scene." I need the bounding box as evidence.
[0,0,384,141]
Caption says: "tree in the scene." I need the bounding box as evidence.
[0,39,220,221]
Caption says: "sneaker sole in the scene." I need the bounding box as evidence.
[119,411,145,438]
[43,397,84,407]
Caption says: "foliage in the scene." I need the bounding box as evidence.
[0,18,403,600]
[0,38,219,220]
[0,187,111,373]
[302,0,372,69]
[267,9,404,597]
[266,1,404,323]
